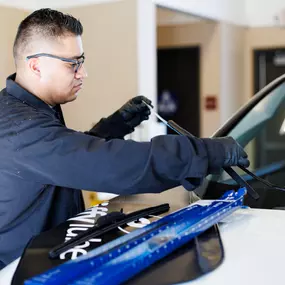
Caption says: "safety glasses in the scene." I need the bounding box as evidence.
[26,53,85,73]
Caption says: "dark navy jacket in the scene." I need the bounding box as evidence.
[0,74,222,268]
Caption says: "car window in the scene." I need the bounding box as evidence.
[210,82,285,184]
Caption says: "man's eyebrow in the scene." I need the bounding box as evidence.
[70,52,84,60]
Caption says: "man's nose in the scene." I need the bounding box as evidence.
[75,64,88,79]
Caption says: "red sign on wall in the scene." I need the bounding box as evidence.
[205,96,217,110]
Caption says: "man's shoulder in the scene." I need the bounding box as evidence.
[0,87,8,98]
[0,89,52,124]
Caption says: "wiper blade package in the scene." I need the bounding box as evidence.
[25,188,246,285]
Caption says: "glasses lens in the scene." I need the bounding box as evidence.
[75,58,84,73]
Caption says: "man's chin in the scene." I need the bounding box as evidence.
[69,92,79,102]
[60,94,78,104]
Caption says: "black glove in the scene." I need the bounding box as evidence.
[87,96,152,140]
[118,95,152,131]
[202,136,250,174]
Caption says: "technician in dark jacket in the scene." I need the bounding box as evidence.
[0,9,249,268]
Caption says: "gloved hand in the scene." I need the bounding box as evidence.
[87,96,152,140]
[118,95,152,131]
[202,136,250,174]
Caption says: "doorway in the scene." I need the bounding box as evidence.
[157,46,200,136]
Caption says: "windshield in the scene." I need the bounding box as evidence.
[206,81,285,190]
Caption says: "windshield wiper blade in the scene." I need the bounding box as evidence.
[238,165,285,191]
[223,167,259,199]
[49,203,170,259]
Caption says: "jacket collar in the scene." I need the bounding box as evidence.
[6,73,55,115]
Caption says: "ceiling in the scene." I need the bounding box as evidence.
[157,7,204,26]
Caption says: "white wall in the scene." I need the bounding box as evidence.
[134,0,166,141]
[220,23,246,124]
[245,0,285,27]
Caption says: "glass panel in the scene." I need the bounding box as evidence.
[208,82,285,184]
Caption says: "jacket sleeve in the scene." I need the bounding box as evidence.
[10,113,210,195]
[85,111,131,140]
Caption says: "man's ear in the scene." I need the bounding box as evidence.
[27,58,41,77]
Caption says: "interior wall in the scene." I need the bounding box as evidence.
[157,22,221,137]
[61,0,140,206]
[0,7,28,88]
[62,0,138,132]
[220,23,246,124]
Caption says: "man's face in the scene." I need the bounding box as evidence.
[31,35,87,105]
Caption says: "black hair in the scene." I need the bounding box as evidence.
[13,8,83,63]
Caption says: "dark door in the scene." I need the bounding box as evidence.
[157,47,200,136]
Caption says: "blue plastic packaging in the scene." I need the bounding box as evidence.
[25,188,246,285]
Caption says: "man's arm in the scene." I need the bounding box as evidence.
[10,112,248,195]
[9,113,212,195]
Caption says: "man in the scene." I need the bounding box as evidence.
[0,8,249,268]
